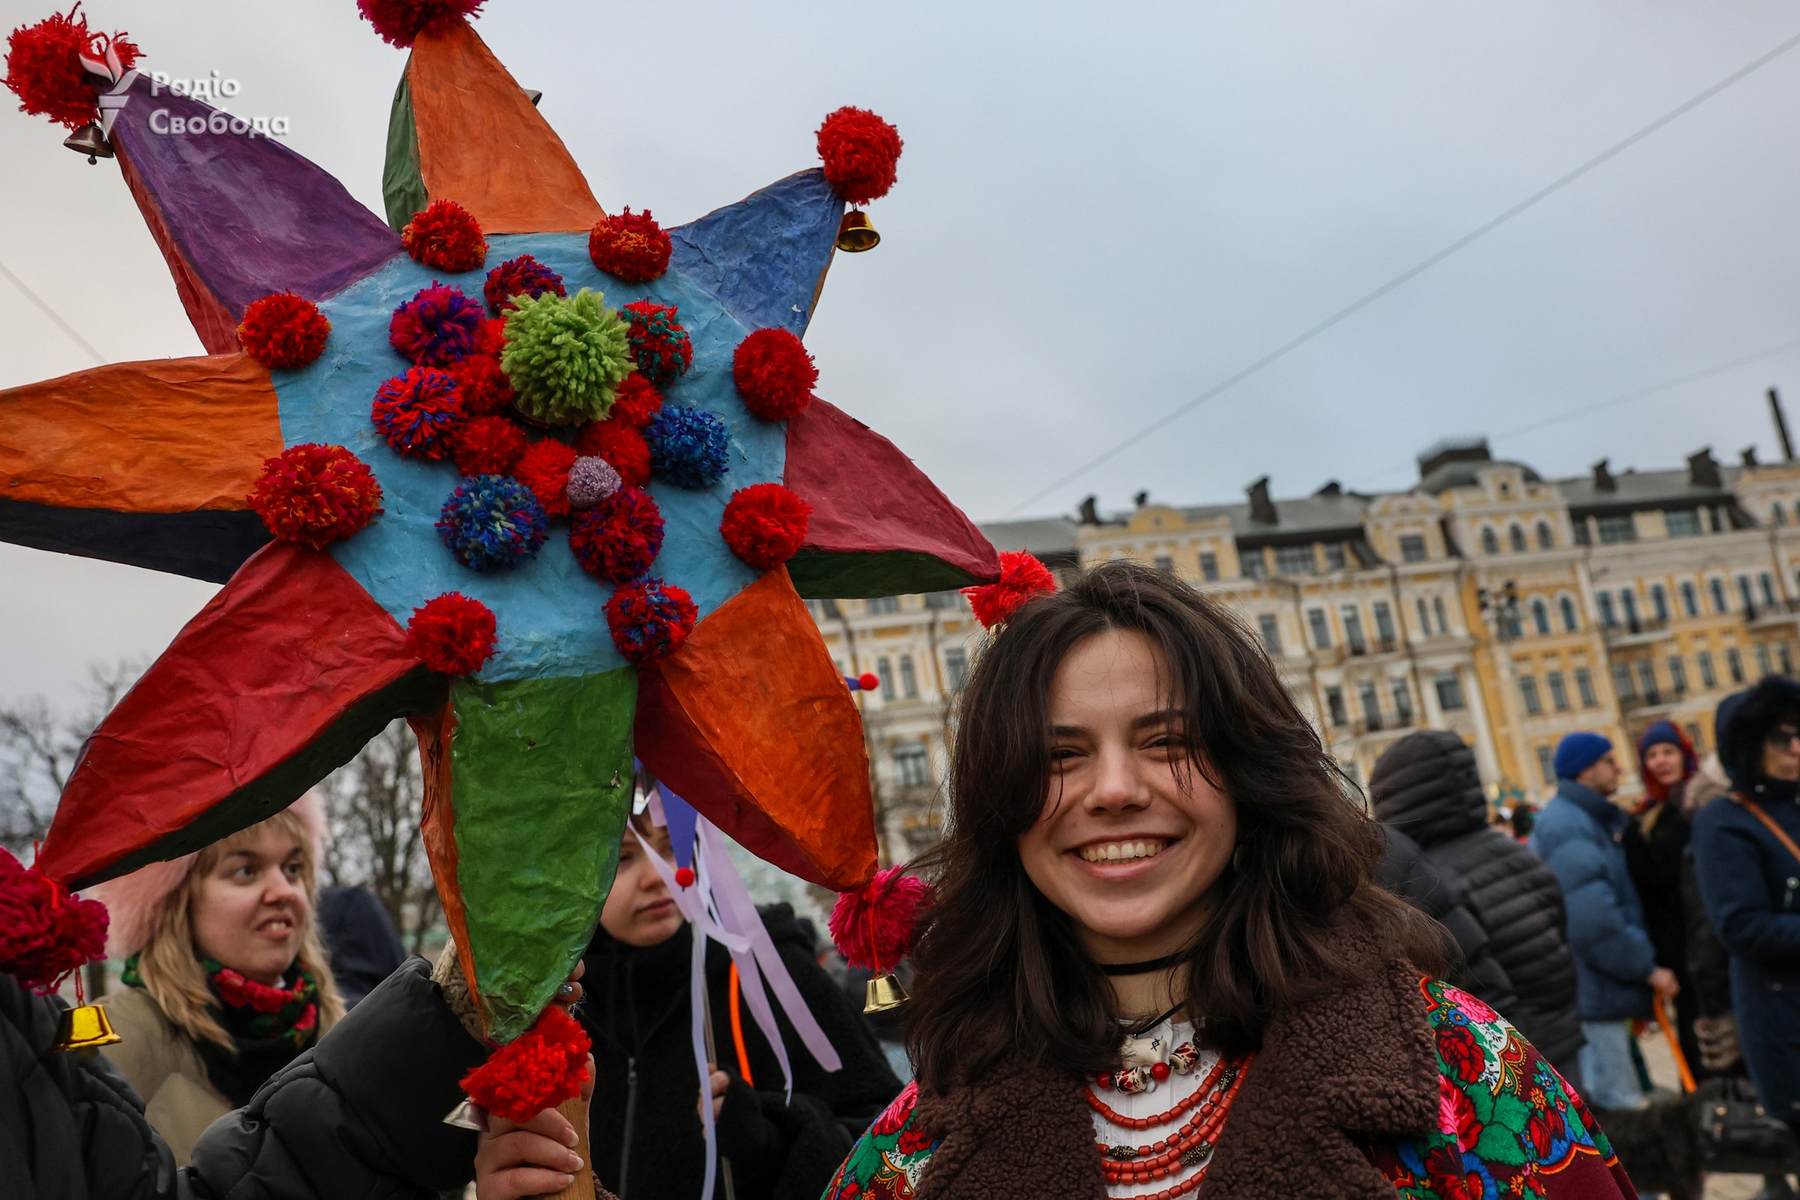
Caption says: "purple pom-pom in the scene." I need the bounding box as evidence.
[567,455,623,510]
[390,283,485,366]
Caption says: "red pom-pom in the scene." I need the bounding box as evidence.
[817,107,903,206]
[484,254,565,316]
[732,329,817,421]
[621,301,692,387]
[828,865,931,973]
[0,847,108,993]
[588,208,671,283]
[248,443,384,548]
[513,439,579,519]
[674,866,697,888]
[406,593,498,675]
[358,0,484,46]
[449,414,527,475]
[447,352,515,416]
[606,578,698,666]
[237,293,330,370]
[475,317,508,357]
[575,418,652,487]
[402,199,487,273]
[372,366,467,459]
[389,282,485,367]
[4,10,141,130]
[569,486,664,583]
[858,672,879,692]
[963,551,1057,630]
[460,1003,592,1124]
[611,374,664,430]
[720,483,811,570]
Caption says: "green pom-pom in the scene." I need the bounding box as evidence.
[500,290,633,426]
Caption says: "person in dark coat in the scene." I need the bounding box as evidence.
[0,954,492,1200]
[1532,731,1680,1111]
[1623,720,1702,1079]
[1369,730,1584,1079]
[579,817,901,1200]
[1374,824,1518,1014]
[317,884,407,1009]
[1692,676,1800,1136]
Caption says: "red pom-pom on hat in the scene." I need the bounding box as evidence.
[720,483,811,570]
[248,443,384,548]
[402,199,487,273]
[448,414,527,476]
[460,1003,592,1124]
[406,593,498,675]
[732,329,817,421]
[817,107,903,206]
[237,293,331,369]
[963,551,1057,630]
[575,418,652,488]
[513,439,579,520]
[0,847,109,994]
[359,0,484,48]
[588,209,671,283]
[3,10,141,130]
[829,865,930,973]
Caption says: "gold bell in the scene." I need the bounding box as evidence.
[835,211,881,253]
[863,972,910,1014]
[62,122,114,164]
[53,1002,122,1051]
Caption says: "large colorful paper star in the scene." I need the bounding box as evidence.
[1,12,996,1039]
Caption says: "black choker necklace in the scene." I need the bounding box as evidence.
[1097,951,1186,977]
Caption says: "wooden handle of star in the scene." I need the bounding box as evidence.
[544,1095,597,1200]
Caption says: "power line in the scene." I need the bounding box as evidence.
[1002,28,1800,517]
[0,258,105,364]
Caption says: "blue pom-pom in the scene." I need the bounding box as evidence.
[436,475,550,571]
[644,405,730,490]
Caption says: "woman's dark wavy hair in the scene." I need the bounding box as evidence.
[904,560,1448,1090]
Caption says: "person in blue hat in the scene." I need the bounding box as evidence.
[1531,731,1680,1111]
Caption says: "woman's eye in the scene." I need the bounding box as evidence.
[1049,746,1081,763]
[284,862,303,880]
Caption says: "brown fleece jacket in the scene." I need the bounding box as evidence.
[908,924,1440,1199]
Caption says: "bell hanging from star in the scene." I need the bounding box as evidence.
[62,122,113,164]
[836,210,880,253]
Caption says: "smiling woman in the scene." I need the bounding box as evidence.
[825,561,1640,1200]
[89,795,343,1166]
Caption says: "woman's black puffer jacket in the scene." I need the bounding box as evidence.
[1371,730,1585,1074]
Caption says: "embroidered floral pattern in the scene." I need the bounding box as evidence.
[824,1081,937,1199]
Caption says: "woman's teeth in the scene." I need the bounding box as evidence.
[1078,839,1166,863]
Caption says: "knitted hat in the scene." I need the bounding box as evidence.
[1553,732,1613,781]
[90,791,327,960]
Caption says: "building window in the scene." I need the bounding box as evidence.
[1358,682,1381,728]
[1621,590,1640,628]
[1728,647,1746,684]
[1597,514,1637,544]
[1391,679,1413,725]
[1325,686,1347,727]
[876,657,895,699]
[1241,549,1266,579]
[1342,606,1366,654]
[1776,505,1789,527]
[1762,572,1778,608]
[1434,596,1450,634]
[1783,644,1796,675]
[1275,544,1316,576]
[1560,596,1579,632]
[1650,584,1669,623]
[1681,581,1700,617]
[1698,651,1716,689]
[1519,676,1542,716]
[1373,602,1396,645]
[869,595,901,615]
[1435,673,1465,711]
[1537,745,1556,787]
[944,647,967,691]
[1546,671,1569,711]
[1666,509,1701,537]
[1687,722,1705,749]
[1711,578,1729,613]
[813,598,842,619]
[1258,613,1282,655]
[1739,575,1757,614]
[1307,609,1331,650]
[1757,642,1774,678]
[1536,521,1554,550]
[1199,552,1219,582]
[1509,524,1528,553]
[1154,554,1175,574]
[1637,660,1658,699]
[1668,656,1688,695]
[1399,534,1427,563]
[892,744,930,788]
[1613,663,1636,702]
[1481,526,1500,555]
[924,590,963,611]
[1416,597,1431,636]
[1323,543,1347,571]
[1597,592,1617,628]
[1575,667,1597,708]
[899,655,918,699]
[1531,598,1550,636]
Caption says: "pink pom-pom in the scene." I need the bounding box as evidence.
[962,551,1057,630]
[828,865,931,973]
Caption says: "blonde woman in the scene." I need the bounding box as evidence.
[93,794,345,1163]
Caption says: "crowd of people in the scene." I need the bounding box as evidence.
[5,560,1800,1198]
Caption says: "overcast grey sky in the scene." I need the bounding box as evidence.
[6,1,1800,706]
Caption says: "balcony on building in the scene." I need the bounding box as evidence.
[1602,616,1671,649]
